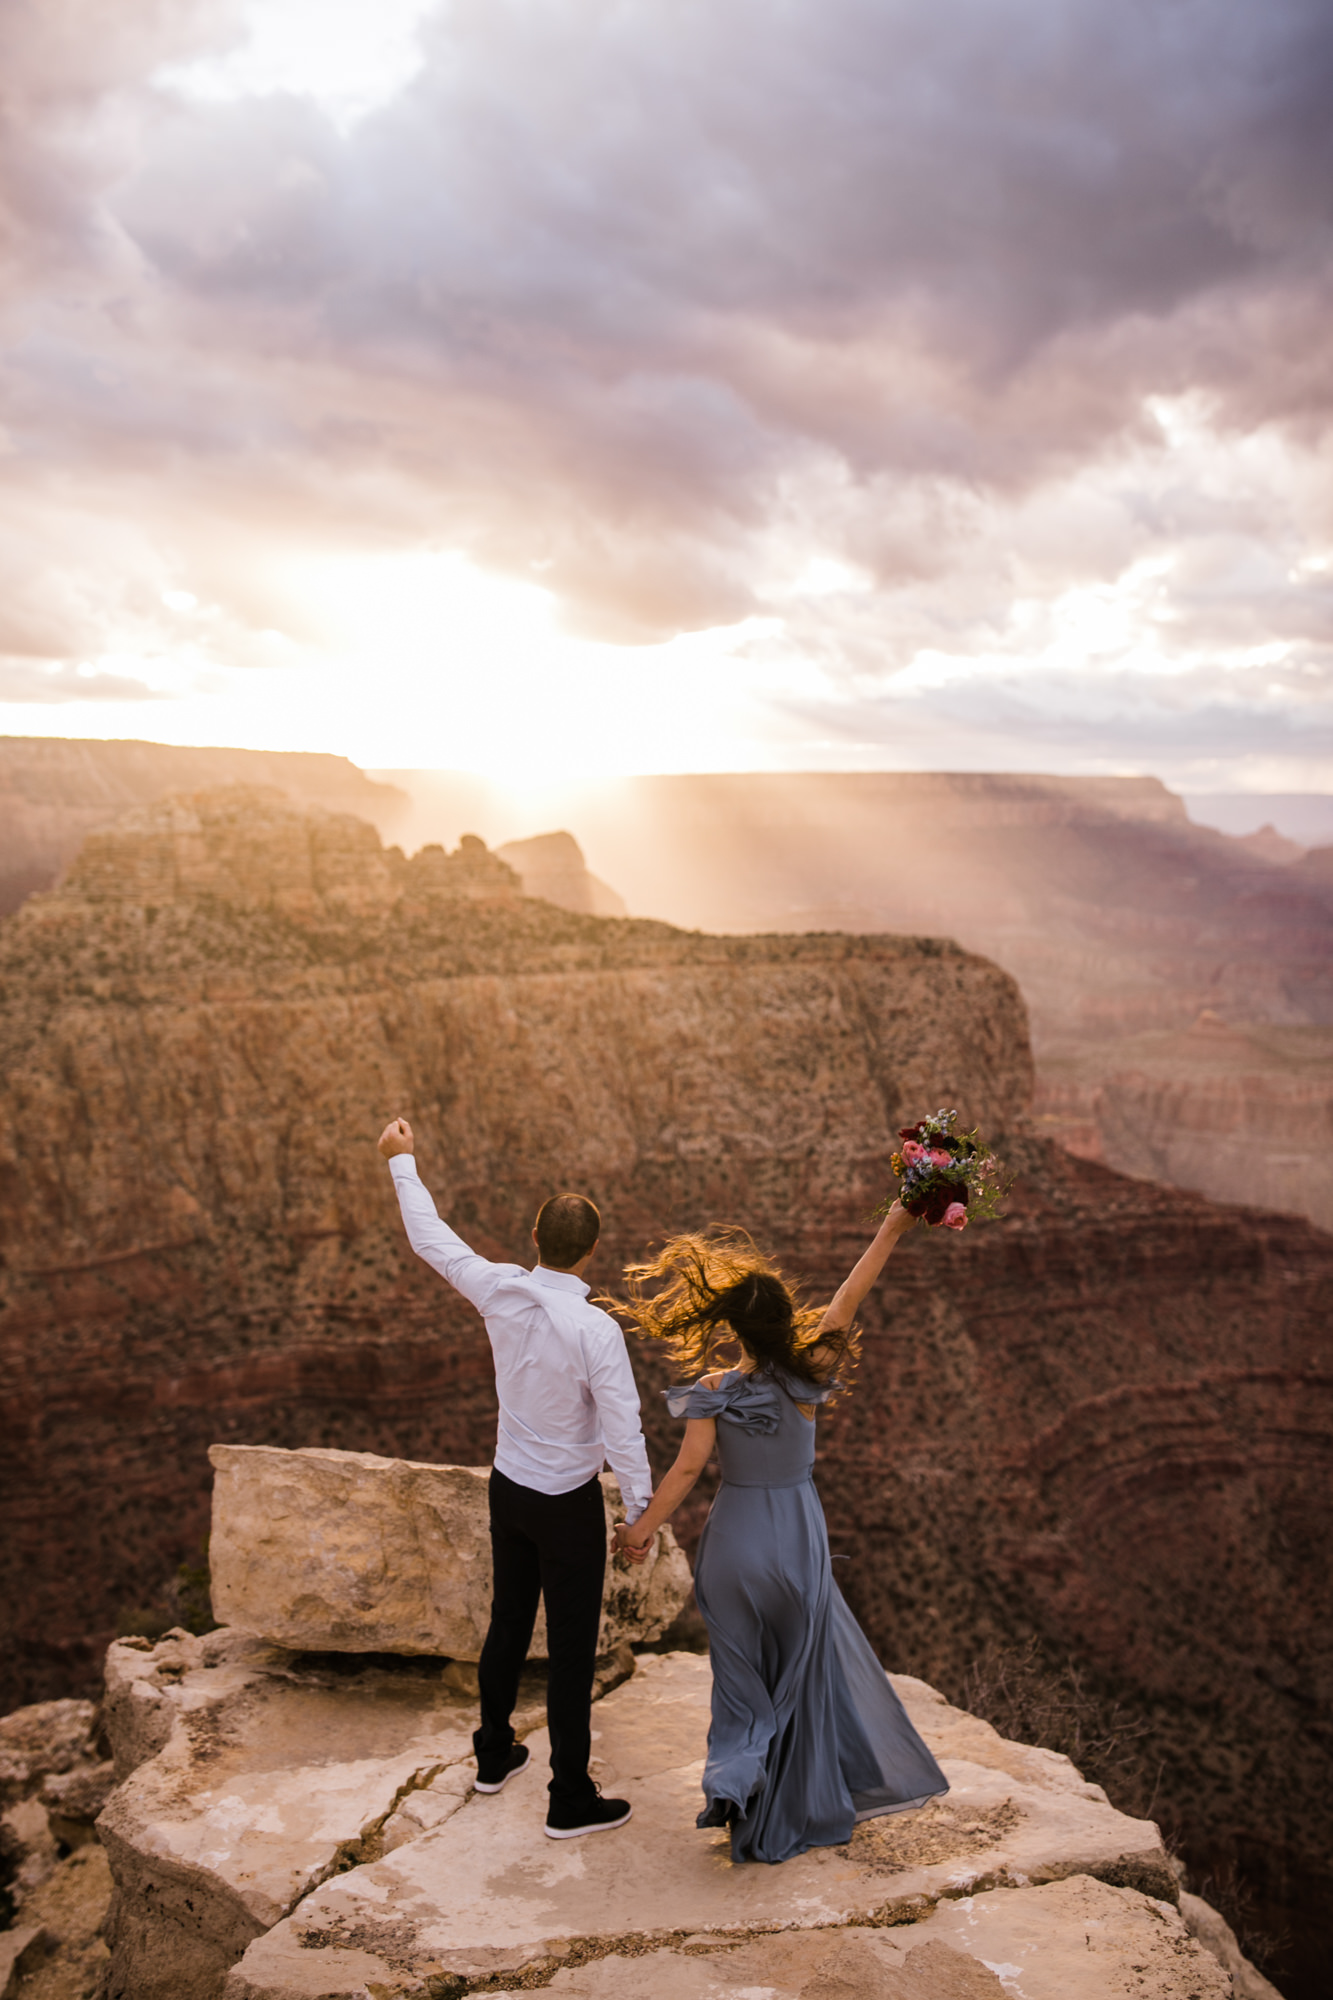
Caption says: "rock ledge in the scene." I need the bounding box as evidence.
[220,1654,1203,2000]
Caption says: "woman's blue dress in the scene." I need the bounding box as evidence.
[667,1365,948,1864]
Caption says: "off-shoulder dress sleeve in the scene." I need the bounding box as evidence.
[664,1371,783,1429]
[773,1366,840,1405]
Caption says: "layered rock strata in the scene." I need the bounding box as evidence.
[58,783,519,914]
[0,737,406,919]
[398,767,1333,1229]
[208,1446,691,1657]
[382,768,1333,1041]
[1033,1016,1333,1230]
[1,787,1329,1992]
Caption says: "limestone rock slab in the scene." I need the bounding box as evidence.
[208,1445,691,1658]
[429,1878,1227,2000]
[227,1653,1176,1998]
[96,1627,546,2000]
[895,1873,1230,2000]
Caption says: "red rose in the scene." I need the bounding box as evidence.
[903,1181,970,1226]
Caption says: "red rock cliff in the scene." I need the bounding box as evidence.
[0,787,1329,1995]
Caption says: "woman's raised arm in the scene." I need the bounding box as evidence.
[817,1200,918,1335]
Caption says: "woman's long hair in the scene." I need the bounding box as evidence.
[611,1227,859,1392]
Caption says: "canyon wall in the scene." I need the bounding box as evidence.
[9,745,1331,1227]
[375,769,1333,1042]
[0,736,406,918]
[382,767,1333,1231]
[0,784,1029,1706]
[1,788,1330,1994]
[1034,1017,1333,1230]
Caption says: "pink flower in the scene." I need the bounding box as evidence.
[942,1202,968,1230]
[927,1149,953,1167]
[900,1140,926,1164]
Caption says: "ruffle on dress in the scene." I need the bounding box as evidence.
[664,1366,837,1427]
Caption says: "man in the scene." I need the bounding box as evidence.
[377,1116,652,1838]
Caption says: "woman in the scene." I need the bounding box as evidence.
[614,1201,947,1864]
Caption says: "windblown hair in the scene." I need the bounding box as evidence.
[535,1193,601,1269]
[612,1228,859,1393]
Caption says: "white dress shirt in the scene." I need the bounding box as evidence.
[388,1154,652,1521]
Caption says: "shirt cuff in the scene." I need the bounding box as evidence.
[387,1153,420,1181]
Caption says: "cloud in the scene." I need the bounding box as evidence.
[0,2,242,291]
[0,0,1331,775]
[0,660,157,702]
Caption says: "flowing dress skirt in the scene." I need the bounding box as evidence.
[693,1477,948,1863]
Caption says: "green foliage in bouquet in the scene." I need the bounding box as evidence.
[875,1107,1012,1230]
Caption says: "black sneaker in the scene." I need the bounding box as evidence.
[475,1743,531,1794]
[544,1787,633,1839]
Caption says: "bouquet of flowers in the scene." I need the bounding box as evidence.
[882,1107,1009,1230]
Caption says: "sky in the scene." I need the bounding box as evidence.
[1,0,1332,787]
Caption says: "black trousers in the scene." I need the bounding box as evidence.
[474,1467,607,1806]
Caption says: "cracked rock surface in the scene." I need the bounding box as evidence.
[96,1626,557,2000]
[467,1878,1231,2000]
[0,1636,1266,2000]
[225,1653,1185,2000]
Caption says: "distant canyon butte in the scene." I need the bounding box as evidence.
[5,738,1331,1229]
[387,766,1333,1236]
[0,744,1331,1992]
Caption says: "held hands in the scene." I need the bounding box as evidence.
[615,1520,655,1566]
[377,1117,414,1159]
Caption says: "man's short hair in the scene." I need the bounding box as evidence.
[535,1193,601,1269]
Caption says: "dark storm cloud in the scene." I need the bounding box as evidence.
[133,1,1333,625]
[115,5,1333,392]
[2,0,1333,659]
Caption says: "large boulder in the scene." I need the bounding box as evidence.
[208,1445,691,1659]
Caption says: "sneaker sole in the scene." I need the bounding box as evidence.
[544,1805,633,1839]
[474,1749,531,1794]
